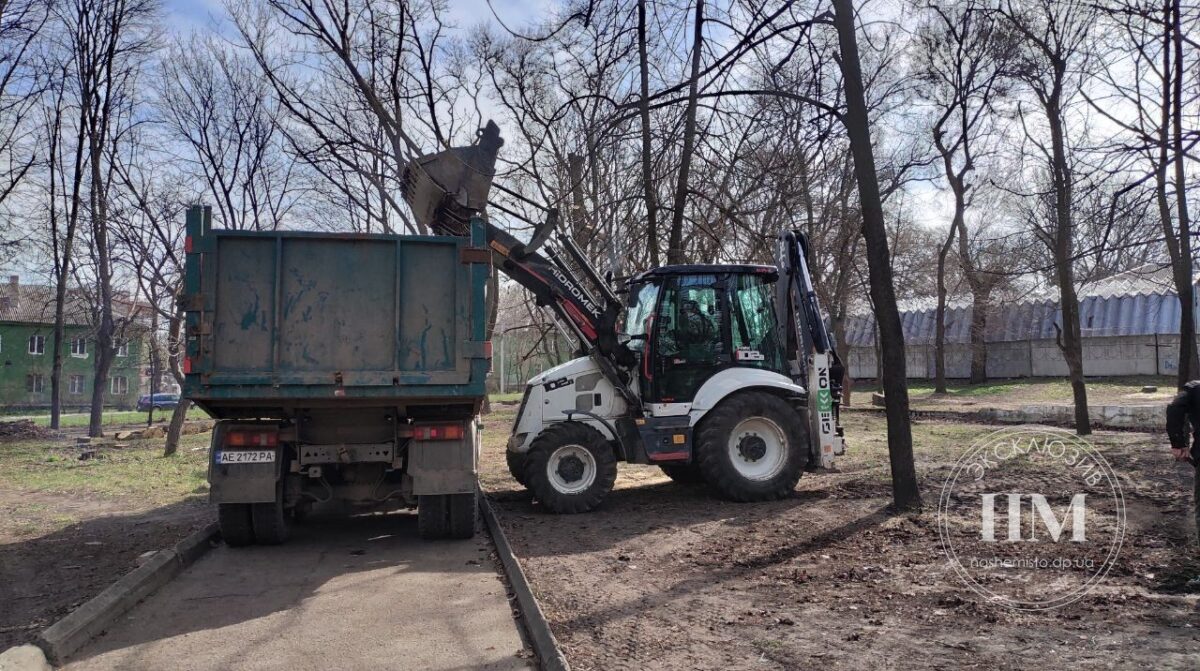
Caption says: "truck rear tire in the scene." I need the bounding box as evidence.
[251,488,290,545]
[659,463,705,485]
[524,422,616,514]
[506,450,529,488]
[218,503,255,547]
[695,391,806,502]
[418,492,477,539]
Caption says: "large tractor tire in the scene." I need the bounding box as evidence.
[658,463,706,485]
[218,503,256,547]
[694,390,807,502]
[506,450,530,488]
[418,492,478,539]
[523,422,617,514]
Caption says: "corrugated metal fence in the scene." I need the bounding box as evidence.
[843,270,1192,379]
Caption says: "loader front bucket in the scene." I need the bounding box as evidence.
[401,120,504,235]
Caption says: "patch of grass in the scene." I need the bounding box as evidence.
[906,375,1173,404]
[0,432,212,506]
[13,406,212,428]
[489,391,525,404]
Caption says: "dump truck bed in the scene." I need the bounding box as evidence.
[182,208,490,419]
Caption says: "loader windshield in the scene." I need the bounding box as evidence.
[623,281,660,353]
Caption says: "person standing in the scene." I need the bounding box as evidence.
[1165,381,1200,540]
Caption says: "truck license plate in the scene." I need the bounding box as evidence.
[216,450,276,464]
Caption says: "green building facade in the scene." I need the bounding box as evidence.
[0,278,144,411]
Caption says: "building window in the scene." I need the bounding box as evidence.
[71,337,87,357]
[26,374,44,393]
[28,334,44,355]
[69,375,84,395]
[116,341,129,357]
[110,375,128,395]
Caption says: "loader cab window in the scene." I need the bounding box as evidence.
[729,273,783,371]
[623,281,660,354]
[649,274,724,402]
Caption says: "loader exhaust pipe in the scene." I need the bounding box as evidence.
[401,121,504,235]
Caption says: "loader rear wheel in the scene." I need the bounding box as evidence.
[251,485,291,545]
[218,503,255,547]
[659,463,705,485]
[524,422,616,514]
[506,450,529,488]
[695,391,806,502]
[418,492,478,539]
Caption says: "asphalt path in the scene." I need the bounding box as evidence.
[64,511,531,671]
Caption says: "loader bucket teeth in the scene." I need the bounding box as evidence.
[401,120,504,235]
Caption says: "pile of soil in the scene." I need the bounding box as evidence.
[0,420,56,441]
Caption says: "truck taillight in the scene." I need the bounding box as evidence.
[225,430,278,448]
[414,424,465,441]
[183,356,192,374]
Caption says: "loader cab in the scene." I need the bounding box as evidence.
[623,265,786,404]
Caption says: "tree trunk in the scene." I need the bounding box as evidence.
[968,287,988,384]
[164,305,187,456]
[636,0,660,267]
[88,139,116,438]
[934,225,955,393]
[1170,0,1196,384]
[666,0,704,265]
[1046,98,1090,435]
[833,0,921,510]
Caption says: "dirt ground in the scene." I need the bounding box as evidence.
[0,434,212,650]
[890,376,1176,412]
[480,404,1200,670]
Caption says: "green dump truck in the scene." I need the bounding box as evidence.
[182,206,492,544]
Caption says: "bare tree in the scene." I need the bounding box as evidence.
[1090,0,1198,387]
[50,0,159,437]
[999,0,1098,434]
[230,0,470,234]
[917,1,1012,384]
[833,0,920,510]
[0,0,47,225]
[157,33,298,230]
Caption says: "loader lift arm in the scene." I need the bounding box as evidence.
[401,121,639,409]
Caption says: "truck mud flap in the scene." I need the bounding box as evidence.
[409,424,479,495]
[208,423,281,504]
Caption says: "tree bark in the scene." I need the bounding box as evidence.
[1169,0,1196,385]
[833,0,921,510]
[636,0,660,267]
[934,225,956,393]
[1046,99,1090,435]
[164,305,187,456]
[667,0,704,265]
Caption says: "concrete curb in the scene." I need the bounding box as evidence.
[479,495,570,671]
[36,522,220,665]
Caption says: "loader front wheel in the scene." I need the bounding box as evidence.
[695,391,806,502]
[524,422,616,514]
[506,450,529,488]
